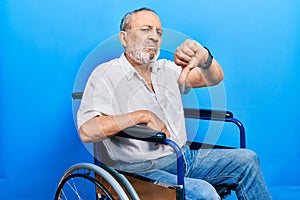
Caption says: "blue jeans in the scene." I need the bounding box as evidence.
[114,145,272,200]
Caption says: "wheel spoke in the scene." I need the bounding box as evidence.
[54,163,134,200]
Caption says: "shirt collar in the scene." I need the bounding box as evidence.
[119,53,136,80]
[119,53,160,80]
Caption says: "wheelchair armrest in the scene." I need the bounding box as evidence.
[184,108,233,119]
[184,108,246,148]
[71,92,245,147]
[72,92,83,99]
[118,125,166,143]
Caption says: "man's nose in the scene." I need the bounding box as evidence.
[148,29,160,42]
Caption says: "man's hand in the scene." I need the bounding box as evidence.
[174,39,208,86]
[145,111,171,138]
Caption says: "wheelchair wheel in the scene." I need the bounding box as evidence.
[54,163,136,200]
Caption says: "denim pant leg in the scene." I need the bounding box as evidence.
[139,169,220,200]
[185,148,272,200]
[114,146,220,200]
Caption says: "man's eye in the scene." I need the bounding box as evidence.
[157,31,162,36]
[141,28,150,32]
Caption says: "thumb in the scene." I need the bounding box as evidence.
[178,66,192,86]
[161,126,170,139]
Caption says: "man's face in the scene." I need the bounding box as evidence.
[123,11,162,65]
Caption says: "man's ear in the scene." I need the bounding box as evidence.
[119,31,127,47]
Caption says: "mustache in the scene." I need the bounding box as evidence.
[145,41,158,48]
[125,41,160,53]
[126,46,160,53]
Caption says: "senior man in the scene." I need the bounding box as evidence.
[77,7,271,200]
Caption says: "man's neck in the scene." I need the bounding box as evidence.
[125,53,154,92]
[125,53,152,80]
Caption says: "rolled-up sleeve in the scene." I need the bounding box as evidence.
[77,65,114,129]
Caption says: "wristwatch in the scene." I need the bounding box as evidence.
[198,47,213,69]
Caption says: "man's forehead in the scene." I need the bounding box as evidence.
[131,11,162,28]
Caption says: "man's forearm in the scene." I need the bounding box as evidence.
[187,59,224,88]
[79,110,150,143]
[199,58,224,86]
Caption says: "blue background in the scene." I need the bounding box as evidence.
[1,0,299,199]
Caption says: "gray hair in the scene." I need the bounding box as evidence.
[120,7,157,31]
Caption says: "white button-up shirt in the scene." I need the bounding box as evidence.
[77,53,188,163]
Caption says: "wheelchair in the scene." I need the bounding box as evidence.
[54,91,246,200]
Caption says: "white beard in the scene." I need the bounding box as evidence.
[126,48,160,65]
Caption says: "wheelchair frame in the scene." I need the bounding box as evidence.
[54,92,246,200]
